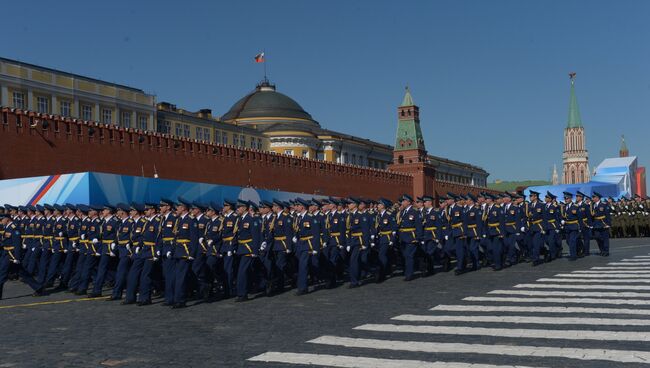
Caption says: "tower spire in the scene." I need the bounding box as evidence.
[620,135,629,157]
[567,73,583,128]
[401,85,414,107]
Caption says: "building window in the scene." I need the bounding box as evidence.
[343,152,348,164]
[175,123,190,138]
[351,154,356,165]
[183,124,190,138]
[215,130,221,144]
[37,96,50,113]
[250,137,256,149]
[240,135,246,147]
[137,115,148,131]
[12,92,25,109]
[233,134,239,146]
[81,105,93,121]
[60,101,71,117]
[257,139,262,150]
[196,127,210,141]
[302,150,308,158]
[284,149,293,155]
[222,132,228,145]
[157,120,171,134]
[101,108,113,124]
[121,111,132,128]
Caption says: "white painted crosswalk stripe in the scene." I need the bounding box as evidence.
[431,304,650,316]
[354,324,650,342]
[592,266,650,270]
[308,335,650,364]
[538,277,650,283]
[554,273,650,278]
[609,262,650,265]
[248,352,545,368]
[574,270,650,273]
[464,296,650,305]
[392,314,650,326]
[634,256,650,258]
[488,289,650,298]
[515,283,650,290]
[621,259,650,262]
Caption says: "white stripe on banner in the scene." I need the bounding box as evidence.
[574,270,650,274]
[488,289,650,298]
[354,324,650,342]
[609,262,650,265]
[392,314,650,326]
[515,283,650,290]
[248,352,545,368]
[308,335,650,364]
[554,274,650,278]
[431,304,650,316]
[463,296,650,305]
[538,278,650,284]
[592,267,650,270]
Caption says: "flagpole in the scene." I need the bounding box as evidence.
[263,49,267,82]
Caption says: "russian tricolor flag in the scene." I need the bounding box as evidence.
[254,52,265,63]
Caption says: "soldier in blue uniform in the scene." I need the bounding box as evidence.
[0,214,44,300]
[463,194,482,272]
[37,204,55,286]
[158,198,177,305]
[68,205,89,293]
[293,198,321,295]
[190,201,212,301]
[26,205,45,275]
[269,199,294,292]
[124,202,161,305]
[233,199,260,302]
[526,191,546,266]
[220,199,238,299]
[543,191,562,261]
[171,198,197,308]
[575,191,593,257]
[257,200,274,295]
[76,205,102,295]
[445,193,467,275]
[21,206,37,274]
[108,204,135,301]
[561,191,580,261]
[346,198,371,287]
[501,193,522,267]
[420,196,441,276]
[40,204,68,289]
[88,205,119,297]
[483,193,505,270]
[374,198,396,282]
[396,194,423,281]
[58,204,80,290]
[204,202,222,299]
[591,192,611,257]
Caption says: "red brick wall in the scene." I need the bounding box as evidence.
[0,108,413,199]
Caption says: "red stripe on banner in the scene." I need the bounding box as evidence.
[30,174,61,205]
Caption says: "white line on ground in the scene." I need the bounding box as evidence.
[554,274,650,278]
[538,278,650,283]
[431,304,650,316]
[515,283,650,290]
[307,335,650,364]
[248,352,545,368]
[621,259,650,262]
[463,296,650,305]
[575,270,650,274]
[488,289,650,298]
[609,262,650,265]
[392,314,650,326]
[591,267,650,270]
[354,324,650,342]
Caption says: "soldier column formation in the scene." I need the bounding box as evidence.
[0,192,648,305]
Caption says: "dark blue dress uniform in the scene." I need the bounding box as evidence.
[69,210,89,292]
[562,193,580,260]
[397,200,423,280]
[191,209,212,299]
[220,207,238,298]
[446,201,467,273]
[27,210,45,275]
[346,206,372,287]
[22,214,37,274]
[78,212,102,294]
[173,213,198,305]
[591,193,611,256]
[125,210,161,305]
[294,204,321,294]
[502,201,522,265]
[159,206,177,305]
[484,200,505,270]
[41,209,68,288]
[205,206,223,297]
[463,202,483,271]
[111,212,135,300]
[421,204,441,275]
[324,207,346,284]
[235,212,261,299]
[90,212,119,297]
[37,212,55,285]
[576,193,593,256]
[543,192,562,260]
[60,211,81,288]
[375,206,396,281]
[270,207,294,291]
[0,217,41,299]
[527,195,546,265]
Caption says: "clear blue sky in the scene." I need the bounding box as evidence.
[5,0,649,181]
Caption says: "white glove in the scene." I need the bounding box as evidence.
[63,249,68,254]
[166,251,172,258]
[520,227,526,232]
[135,247,141,254]
[92,238,98,244]
[311,250,318,255]
[437,243,443,249]
[95,252,101,256]
[58,232,63,237]
[156,250,161,256]
[227,251,233,257]
[346,246,351,252]
[392,231,396,236]
[482,235,486,238]
[72,242,77,248]
[12,259,19,264]
[371,243,376,248]
[389,241,393,246]
[561,220,565,225]
[370,235,375,240]
[260,241,267,251]
[109,251,116,257]
[292,236,298,243]
[445,235,449,241]
[555,230,560,233]
[198,237,204,244]
[81,234,86,240]
[285,249,291,254]
[22,243,27,249]
[188,256,195,261]
[110,242,116,250]
[31,247,35,251]
[153,257,159,261]
[207,239,213,246]
[126,244,131,251]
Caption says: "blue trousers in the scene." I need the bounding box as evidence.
[349,246,367,285]
[545,231,559,260]
[111,256,131,299]
[69,253,87,290]
[173,258,190,304]
[454,237,467,271]
[593,228,609,253]
[0,253,41,297]
[236,255,253,297]
[43,251,63,287]
[488,235,503,269]
[192,253,212,297]
[376,242,391,277]
[78,254,98,293]
[466,237,480,270]
[580,228,592,255]
[92,254,114,295]
[162,256,175,303]
[296,249,318,292]
[504,234,518,264]
[222,253,236,297]
[272,250,290,288]
[125,258,155,303]
[566,230,578,259]
[27,247,41,275]
[60,251,77,287]
[37,250,52,285]
[401,242,418,278]
[530,231,544,261]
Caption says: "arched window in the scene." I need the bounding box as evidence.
[571,170,576,183]
[580,168,585,182]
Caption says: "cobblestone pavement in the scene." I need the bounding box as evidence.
[2,238,650,368]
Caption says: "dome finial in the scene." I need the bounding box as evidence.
[401,85,414,107]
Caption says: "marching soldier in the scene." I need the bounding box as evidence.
[502,193,522,267]
[293,198,321,295]
[234,200,260,302]
[397,194,423,281]
[204,202,222,299]
[124,202,160,305]
[543,192,562,260]
[591,192,611,257]
[171,198,197,308]
[483,193,505,271]
[463,194,482,272]
[158,198,177,306]
[76,205,102,295]
[88,205,119,298]
[575,191,592,256]
[58,204,80,290]
[374,198,396,282]
[108,204,135,301]
[561,192,580,261]
[269,199,294,292]
[220,199,238,299]
[0,214,43,300]
[191,201,212,301]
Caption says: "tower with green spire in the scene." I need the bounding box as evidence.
[394,86,426,156]
[562,73,590,184]
[619,135,629,157]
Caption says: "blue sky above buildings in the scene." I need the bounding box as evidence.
[4,0,649,181]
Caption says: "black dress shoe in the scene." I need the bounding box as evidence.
[454,269,465,276]
[106,296,121,301]
[532,260,543,267]
[235,296,249,302]
[137,300,152,306]
[161,302,172,306]
[493,266,502,271]
[295,290,308,296]
[348,283,360,289]
[32,288,45,297]
[602,251,609,257]
[121,300,135,305]
[568,257,577,262]
[74,290,87,296]
[87,293,102,298]
[171,303,186,309]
